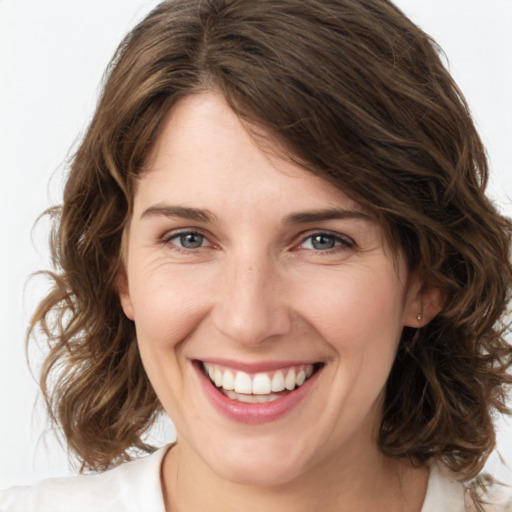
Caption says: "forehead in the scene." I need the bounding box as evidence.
[136,93,366,218]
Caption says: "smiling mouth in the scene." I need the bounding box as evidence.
[199,361,323,404]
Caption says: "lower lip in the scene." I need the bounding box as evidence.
[195,362,322,424]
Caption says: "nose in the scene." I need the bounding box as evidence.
[211,254,293,347]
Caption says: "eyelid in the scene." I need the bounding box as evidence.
[160,228,215,251]
[162,228,206,242]
[297,230,355,250]
[159,228,355,253]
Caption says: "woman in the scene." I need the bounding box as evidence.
[1,0,511,510]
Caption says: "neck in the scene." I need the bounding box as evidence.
[161,439,429,512]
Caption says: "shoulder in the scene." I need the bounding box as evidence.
[0,446,170,512]
[422,461,467,512]
[422,458,512,512]
[465,473,512,512]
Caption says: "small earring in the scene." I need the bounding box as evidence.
[417,312,422,322]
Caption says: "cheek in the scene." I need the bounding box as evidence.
[127,263,214,352]
[126,265,216,413]
[298,269,406,425]
[300,269,405,341]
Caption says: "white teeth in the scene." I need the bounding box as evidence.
[224,390,283,403]
[234,371,252,394]
[214,367,223,387]
[284,368,296,391]
[222,370,235,390]
[271,371,285,392]
[252,373,272,395]
[203,362,317,398]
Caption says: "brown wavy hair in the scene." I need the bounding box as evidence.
[30,0,512,480]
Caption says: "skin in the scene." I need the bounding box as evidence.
[119,92,441,512]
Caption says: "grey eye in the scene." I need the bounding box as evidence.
[179,232,205,249]
[299,232,353,252]
[310,234,338,250]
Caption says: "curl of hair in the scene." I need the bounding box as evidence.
[29,0,512,478]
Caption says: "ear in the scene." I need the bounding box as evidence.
[117,267,135,321]
[403,272,444,328]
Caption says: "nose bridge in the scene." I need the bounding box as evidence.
[212,248,292,346]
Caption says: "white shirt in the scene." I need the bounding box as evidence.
[1,446,511,511]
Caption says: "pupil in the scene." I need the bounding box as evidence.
[312,235,335,250]
[181,233,203,249]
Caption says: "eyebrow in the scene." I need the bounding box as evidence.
[140,205,216,223]
[283,208,372,224]
[140,204,371,225]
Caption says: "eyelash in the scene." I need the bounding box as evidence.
[160,230,355,255]
[297,231,355,254]
[160,230,211,253]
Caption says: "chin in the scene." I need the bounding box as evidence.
[212,458,307,487]
[199,434,318,487]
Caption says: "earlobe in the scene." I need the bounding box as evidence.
[404,278,444,328]
[117,269,135,321]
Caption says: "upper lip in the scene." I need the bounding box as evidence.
[196,358,322,373]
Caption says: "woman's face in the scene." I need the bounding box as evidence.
[119,92,425,485]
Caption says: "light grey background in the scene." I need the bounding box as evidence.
[1,0,511,488]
